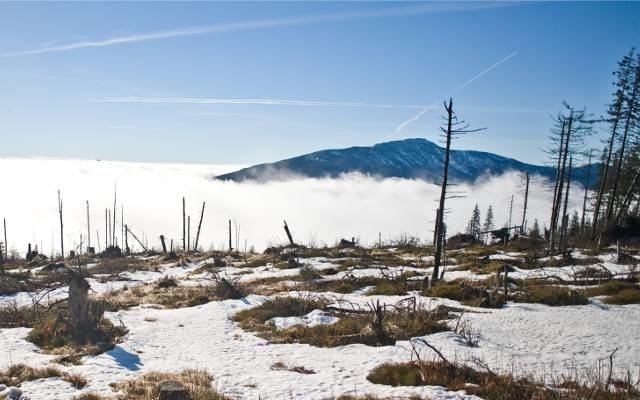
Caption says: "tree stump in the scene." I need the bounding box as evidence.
[157,380,187,400]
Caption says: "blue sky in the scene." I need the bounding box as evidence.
[0,1,638,165]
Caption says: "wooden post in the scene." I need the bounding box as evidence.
[182,197,186,252]
[160,235,167,253]
[58,190,64,260]
[283,220,294,246]
[194,202,205,252]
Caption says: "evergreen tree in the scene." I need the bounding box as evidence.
[569,210,580,238]
[483,205,494,243]
[466,204,482,236]
[530,219,542,239]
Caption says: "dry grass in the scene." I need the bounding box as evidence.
[513,285,589,306]
[424,279,505,308]
[100,282,217,311]
[0,363,87,388]
[367,360,640,400]
[110,368,229,400]
[234,297,450,347]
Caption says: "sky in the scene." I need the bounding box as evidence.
[0,1,639,166]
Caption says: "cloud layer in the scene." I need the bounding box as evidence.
[0,157,584,256]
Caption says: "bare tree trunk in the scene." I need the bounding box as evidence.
[551,115,573,251]
[58,190,64,260]
[559,156,573,249]
[182,197,186,251]
[593,89,626,237]
[160,235,167,253]
[86,200,91,251]
[228,219,233,253]
[283,220,294,246]
[187,216,191,252]
[104,208,108,250]
[112,184,117,247]
[194,202,205,252]
[126,225,148,252]
[615,169,640,224]
[521,173,530,233]
[432,98,454,282]
[609,69,639,221]
[580,151,593,235]
[3,218,7,260]
[550,121,566,244]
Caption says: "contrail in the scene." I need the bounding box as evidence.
[98,97,424,109]
[453,50,518,93]
[1,3,507,57]
[393,50,519,135]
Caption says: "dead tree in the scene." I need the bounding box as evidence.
[126,225,148,252]
[228,219,233,253]
[112,184,117,247]
[559,156,573,249]
[432,98,482,282]
[283,220,295,246]
[160,235,167,253]
[104,208,108,250]
[521,173,530,233]
[194,202,205,252]
[580,150,593,234]
[593,55,631,237]
[86,200,91,252]
[607,59,640,223]
[187,216,191,252]
[3,218,7,260]
[58,190,64,260]
[615,169,640,224]
[182,197,186,252]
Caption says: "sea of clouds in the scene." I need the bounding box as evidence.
[0,157,585,256]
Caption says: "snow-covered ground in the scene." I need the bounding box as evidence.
[1,249,639,400]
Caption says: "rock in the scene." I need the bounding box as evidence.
[1,386,23,400]
[0,384,6,392]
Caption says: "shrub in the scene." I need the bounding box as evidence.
[0,364,87,388]
[424,280,505,308]
[513,285,589,306]
[111,368,229,400]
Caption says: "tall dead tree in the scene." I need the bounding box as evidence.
[432,98,482,282]
[187,216,191,252]
[194,202,206,252]
[112,184,117,247]
[521,173,530,233]
[559,156,573,249]
[3,218,7,259]
[182,197,186,251]
[580,150,593,234]
[608,58,640,221]
[58,190,64,260]
[592,51,633,237]
[548,103,591,251]
[86,200,91,251]
[228,219,233,253]
[104,208,108,250]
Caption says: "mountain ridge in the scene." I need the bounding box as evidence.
[216,138,595,185]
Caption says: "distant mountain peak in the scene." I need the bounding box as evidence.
[216,138,594,185]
